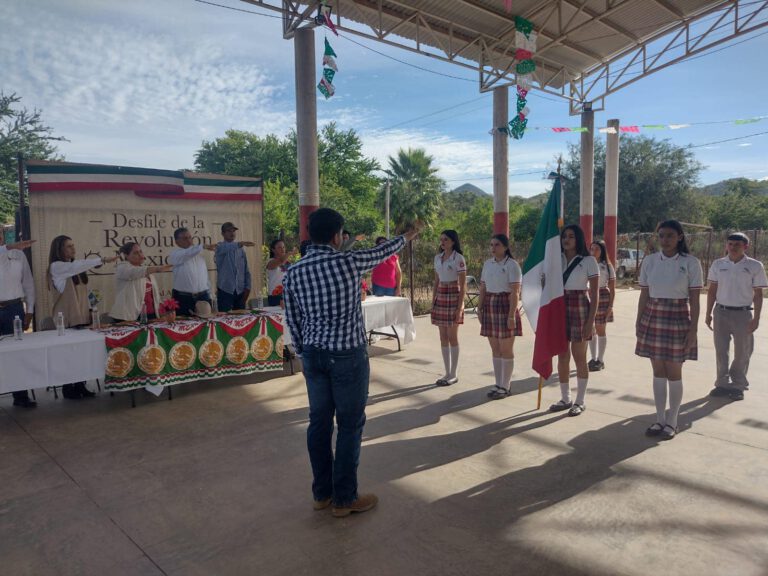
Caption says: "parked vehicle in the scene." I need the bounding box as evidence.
[616,248,644,279]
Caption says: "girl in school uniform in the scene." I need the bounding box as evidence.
[550,225,599,416]
[589,240,616,371]
[635,220,702,440]
[479,234,522,400]
[431,230,466,386]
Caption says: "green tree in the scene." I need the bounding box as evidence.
[0,93,65,223]
[384,147,444,232]
[194,123,381,240]
[561,136,705,233]
[707,187,768,230]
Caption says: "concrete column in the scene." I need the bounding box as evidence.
[492,86,509,236]
[294,27,320,241]
[579,103,594,245]
[604,118,620,266]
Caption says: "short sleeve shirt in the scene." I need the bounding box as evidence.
[707,255,768,307]
[561,254,599,290]
[434,252,467,282]
[598,262,615,289]
[480,257,522,293]
[639,252,703,299]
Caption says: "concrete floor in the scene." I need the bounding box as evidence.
[2,289,768,576]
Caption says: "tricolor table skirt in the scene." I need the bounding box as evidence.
[102,312,285,391]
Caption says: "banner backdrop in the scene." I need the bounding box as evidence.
[26,161,263,327]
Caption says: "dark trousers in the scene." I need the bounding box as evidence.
[0,302,31,401]
[217,289,246,312]
[172,289,211,316]
[301,345,369,506]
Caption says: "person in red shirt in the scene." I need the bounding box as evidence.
[370,236,402,296]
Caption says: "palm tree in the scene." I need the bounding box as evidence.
[384,147,444,232]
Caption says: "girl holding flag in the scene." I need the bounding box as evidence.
[635,220,702,440]
[431,230,466,386]
[550,225,599,416]
[479,234,523,399]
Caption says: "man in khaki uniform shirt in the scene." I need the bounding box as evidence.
[706,232,767,401]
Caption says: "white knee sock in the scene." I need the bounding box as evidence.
[492,357,502,388]
[575,377,588,405]
[597,336,607,362]
[501,358,514,391]
[441,346,451,378]
[560,381,571,403]
[667,379,683,429]
[652,377,667,424]
[589,338,597,361]
[449,345,459,379]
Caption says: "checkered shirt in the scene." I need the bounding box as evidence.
[283,236,406,354]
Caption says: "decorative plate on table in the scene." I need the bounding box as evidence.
[169,341,196,371]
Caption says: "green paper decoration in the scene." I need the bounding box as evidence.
[515,16,534,37]
[516,60,536,75]
[318,37,338,99]
[324,37,337,57]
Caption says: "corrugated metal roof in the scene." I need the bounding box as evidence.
[326,0,733,88]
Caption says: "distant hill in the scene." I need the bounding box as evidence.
[449,183,488,196]
[697,178,768,196]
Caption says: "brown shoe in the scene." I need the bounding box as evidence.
[332,493,378,518]
[313,497,332,511]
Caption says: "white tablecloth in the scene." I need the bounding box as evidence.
[268,295,416,348]
[0,329,107,394]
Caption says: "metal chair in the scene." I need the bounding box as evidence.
[465,275,480,313]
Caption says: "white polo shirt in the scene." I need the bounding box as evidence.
[598,262,615,289]
[481,257,521,293]
[707,255,768,307]
[434,251,467,283]
[561,254,599,291]
[639,252,703,299]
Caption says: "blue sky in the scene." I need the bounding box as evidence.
[2,0,767,197]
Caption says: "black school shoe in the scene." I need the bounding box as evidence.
[709,386,732,398]
[728,389,745,401]
[13,397,37,408]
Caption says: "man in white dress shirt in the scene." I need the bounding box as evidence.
[706,232,767,401]
[0,237,37,408]
[168,227,214,316]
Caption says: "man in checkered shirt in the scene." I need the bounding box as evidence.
[283,208,418,518]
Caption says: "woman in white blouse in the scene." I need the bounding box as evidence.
[110,242,172,322]
[478,234,522,399]
[47,235,118,399]
[635,220,702,440]
[551,225,599,416]
[431,230,467,386]
[589,240,616,372]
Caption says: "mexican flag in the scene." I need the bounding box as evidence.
[521,177,568,379]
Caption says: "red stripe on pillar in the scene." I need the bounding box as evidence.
[493,212,509,237]
[299,205,318,242]
[579,214,593,246]
[604,215,617,265]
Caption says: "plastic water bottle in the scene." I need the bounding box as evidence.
[13,315,23,340]
[139,303,148,325]
[56,312,65,336]
[91,307,100,330]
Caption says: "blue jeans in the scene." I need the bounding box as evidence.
[302,344,370,506]
[372,284,396,296]
[217,289,246,312]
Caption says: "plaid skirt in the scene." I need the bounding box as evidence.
[480,292,523,339]
[635,298,697,362]
[431,282,464,326]
[595,287,614,326]
[565,290,592,342]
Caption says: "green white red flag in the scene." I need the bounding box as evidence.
[521,177,567,379]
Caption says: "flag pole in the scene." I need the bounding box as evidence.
[557,155,564,229]
[537,376,543,410]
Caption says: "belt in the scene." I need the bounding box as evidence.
[173,289,209,298]
[717,304,752,311]
[0,298,23,309]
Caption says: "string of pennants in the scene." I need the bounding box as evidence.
[491,116,767,136]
